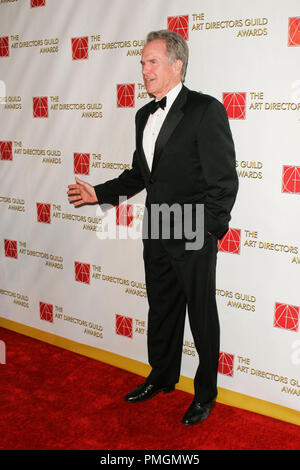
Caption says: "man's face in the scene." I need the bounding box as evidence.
[141,39,182,100]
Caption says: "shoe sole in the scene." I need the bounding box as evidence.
[125,385,175,403]
[162,385,175,394]
[181,401,216,426]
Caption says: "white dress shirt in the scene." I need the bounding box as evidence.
[142,82,182,171]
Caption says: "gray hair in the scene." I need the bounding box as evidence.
[146,29,189,82]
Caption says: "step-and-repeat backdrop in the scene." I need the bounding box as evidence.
[1,0,299,424]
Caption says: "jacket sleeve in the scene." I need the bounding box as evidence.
[93,149,145,207]
[197,99,239,239]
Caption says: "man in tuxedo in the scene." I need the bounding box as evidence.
[68,30,238,425]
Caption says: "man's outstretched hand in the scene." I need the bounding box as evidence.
[67,177,98,206]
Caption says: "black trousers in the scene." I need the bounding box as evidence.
[143,233,219,404]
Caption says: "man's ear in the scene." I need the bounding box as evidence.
[173,59,183,77]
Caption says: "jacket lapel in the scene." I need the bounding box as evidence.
[136,104,152,177]
[151,86,188,175]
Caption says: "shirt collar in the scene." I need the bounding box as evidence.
[156,82,182,111]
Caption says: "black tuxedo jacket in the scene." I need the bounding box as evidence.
[94,85,238,246]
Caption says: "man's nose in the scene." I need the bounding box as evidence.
[142,63,150,75]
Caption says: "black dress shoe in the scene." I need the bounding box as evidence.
[181,399,215,425]
[124,382,175,403]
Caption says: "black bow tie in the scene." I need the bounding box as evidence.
[150,96,167,114]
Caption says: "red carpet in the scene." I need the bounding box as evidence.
[0,326,299,451]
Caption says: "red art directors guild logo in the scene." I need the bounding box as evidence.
[116,204,134,227]
[37,203,51,224]
[71,37,89,60]
[31,0,46,7]
[274,302,299,332]
[282,165,300,194]
[0,141,13,160]
[33,97,48,118]
[75,261,90,284]
[223,92,246,119]
[0,37,9,57]
[40,301,53,323]
[218,352,234,377]
[117,84,135,108]
[4,239,18,259]
[288,17,300,46]
[74,153,90,175]
[168,15,189,40]
[116,314,133,338]
[218,228,241,254]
